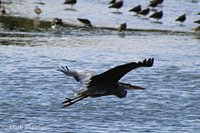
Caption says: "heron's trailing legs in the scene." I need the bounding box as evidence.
[62,95,87,107]
[62,95,82,104]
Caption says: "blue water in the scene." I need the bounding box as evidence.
[0,0,200,133]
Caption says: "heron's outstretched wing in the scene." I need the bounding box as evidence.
[57,66,81,82]
[89,58,154,86]
[57,66,94,84]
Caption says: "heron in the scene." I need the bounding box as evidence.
[57,58,154,107]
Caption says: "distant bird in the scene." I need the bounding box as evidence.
[57,58,154,107]
[77,18,92,28]
[149,11,163,20]
[118,23,127,32]
[129,5,141,14]
[156,0,164,4]
[109,0,123,11]
[0,5,6,15]
[194,20,200,24]
[175,14,186,23]
[51,18,63,30]
[36,0,45,5]
[150,0,164,5]
[64,0,77,8]
[34,6,42,16]
[109,0,116,4]
[138,8,150,16]
[149,1,158,8]
[192,25,200,32]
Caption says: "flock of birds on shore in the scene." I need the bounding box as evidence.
[0,0,200,32]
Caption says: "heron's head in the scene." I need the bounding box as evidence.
[116,86,127,98]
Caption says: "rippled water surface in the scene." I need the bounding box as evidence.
[0,0,200,133]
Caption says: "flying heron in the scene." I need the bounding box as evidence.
[57,58,154,107]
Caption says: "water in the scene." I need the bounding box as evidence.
[0,0,200,133]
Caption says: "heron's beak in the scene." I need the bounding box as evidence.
[119,82,146,90]
[126,85,145,90]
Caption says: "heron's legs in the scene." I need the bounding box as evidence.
[62,95,82,104]
[62,95,87,107]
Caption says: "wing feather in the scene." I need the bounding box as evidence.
[57,66,81,82]
[89,58,154,86]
